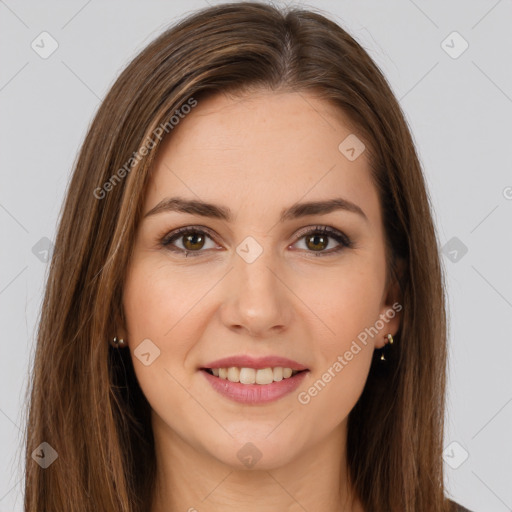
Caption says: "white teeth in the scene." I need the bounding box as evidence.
[255,367,274,385]
[227,366,240,382]
[208,366,300,384]
[239,367,256,384]
[273,367,283,381]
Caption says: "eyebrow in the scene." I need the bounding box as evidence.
[144,196,368,223]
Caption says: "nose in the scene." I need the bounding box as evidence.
[219,241,293,338]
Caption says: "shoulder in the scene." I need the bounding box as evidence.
[447,498,475,512]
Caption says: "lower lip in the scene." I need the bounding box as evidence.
[200,369,308,404]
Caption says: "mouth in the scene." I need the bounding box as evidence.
[199,355,310,403]
[199,365,309,404]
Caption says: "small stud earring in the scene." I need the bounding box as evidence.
[110,336,126,348]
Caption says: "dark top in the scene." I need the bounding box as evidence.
[362,499,474,511]
[449,499,474,512]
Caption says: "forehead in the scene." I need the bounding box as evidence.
[145,90,380,225]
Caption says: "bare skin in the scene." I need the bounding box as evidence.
[121,90,401,512]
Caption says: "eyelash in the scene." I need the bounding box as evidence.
[160,225,353,258]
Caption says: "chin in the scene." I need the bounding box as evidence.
[205,431,302,471]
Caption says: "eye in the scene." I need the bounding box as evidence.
[160,226,219,257]
[291,225,353,256]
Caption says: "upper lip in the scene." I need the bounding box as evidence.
[201,355,309,371]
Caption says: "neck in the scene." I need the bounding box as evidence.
[149,412,364,512]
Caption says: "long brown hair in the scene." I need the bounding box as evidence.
[23,2,451,511]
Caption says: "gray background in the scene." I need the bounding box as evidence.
[1,1,511,511]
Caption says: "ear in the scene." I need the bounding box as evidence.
[114,304,129,347]
[374,257,405,349]
[117,328,129,346]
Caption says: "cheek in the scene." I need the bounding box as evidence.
[122,260,208,420]
[121,261,200,414]
[123,258,213,345]
[290,256,383,422]
[292,254,387,345]
[296,345,373,442]
[297,287,376,433]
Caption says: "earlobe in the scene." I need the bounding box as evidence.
[109,336,127,348]
[113,308,129,347]
[110,323,129,348]
[375,297,402,349]
[119,328,129,347]
[376,259,405,349]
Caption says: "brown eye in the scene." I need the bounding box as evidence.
[293,225,352,256]
[161,227,217,256]
[182,232,206,251]
[305,233,328,252]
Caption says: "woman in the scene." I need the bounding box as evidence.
[23,2,474,511]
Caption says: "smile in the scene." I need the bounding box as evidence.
[200,367,309,404]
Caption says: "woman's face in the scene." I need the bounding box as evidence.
[122,90,401,470]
